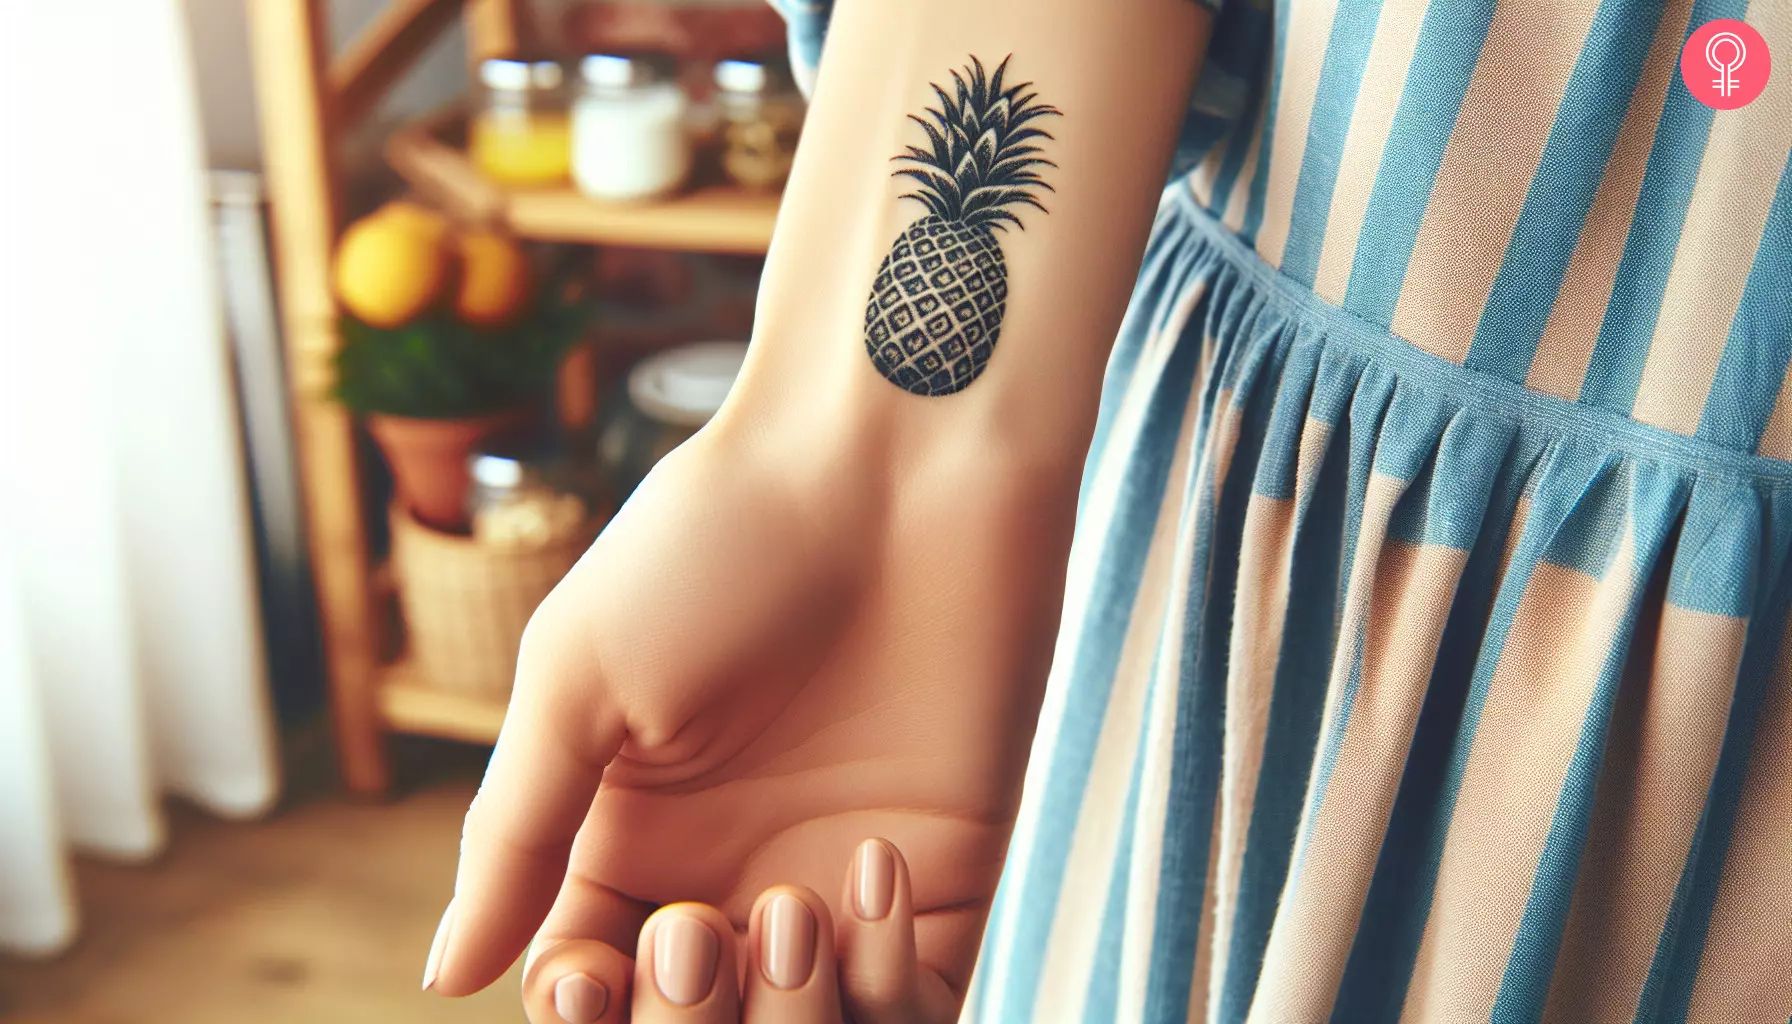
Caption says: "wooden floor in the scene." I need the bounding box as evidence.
[0,739,523,1024]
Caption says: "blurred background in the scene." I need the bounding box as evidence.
[0,2,800,1020]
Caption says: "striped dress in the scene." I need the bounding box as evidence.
[773,1,1792,1021]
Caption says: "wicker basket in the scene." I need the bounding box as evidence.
[389,505,591,699]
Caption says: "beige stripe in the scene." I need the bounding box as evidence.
[1190,133,1230,208]
[1631,7,1792,434]
[1400,542,1637,1023]
[1760,370,1792,461]
[1223,110,1268,234]
[1188,789,1224,1024]
[1687,613,1792,1020]
[1311,0,1431,304]
[1391,0,1604,361]
[1254,0,1346,268]
[1209,490,1300,1010]
[1115,408,1208,1024]
[1253,538,1468,1023]
[1527,0,1694,399]
[1543,603,1745,1023]
[1031,368,1206,1018]
[1206,416,1330,1010]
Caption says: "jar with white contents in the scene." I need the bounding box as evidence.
[571,53,692,203]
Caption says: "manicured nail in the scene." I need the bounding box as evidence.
[855,840,895,921]
[421,900,455,992]
[553,972,609,1023]
[653,914,718,1006]
[762,894,816,989]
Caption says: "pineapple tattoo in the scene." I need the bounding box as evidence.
[864,56,1062,397]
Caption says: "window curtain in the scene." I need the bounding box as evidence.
[0,1,280,955]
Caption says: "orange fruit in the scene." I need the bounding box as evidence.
[453,230,533,328]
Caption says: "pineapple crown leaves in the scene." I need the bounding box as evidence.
[893,55,1062,232]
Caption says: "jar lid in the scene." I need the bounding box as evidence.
[714,57,793,96]
[481,58,565,93]
[470,451,526,489]
[628,342,749,428]
[580,52,674,90]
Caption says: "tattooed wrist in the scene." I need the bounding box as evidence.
[864,56,1061,398]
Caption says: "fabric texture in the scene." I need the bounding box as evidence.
[771,0,1792,1020]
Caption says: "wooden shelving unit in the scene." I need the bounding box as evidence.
[387,116,781,252]
[248,0,779,789]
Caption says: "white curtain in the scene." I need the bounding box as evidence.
[0,2,280,955]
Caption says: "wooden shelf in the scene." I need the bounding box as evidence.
[385,115,781,254]
[377,658,507,745]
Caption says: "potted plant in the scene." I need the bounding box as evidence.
[330,203,585,532]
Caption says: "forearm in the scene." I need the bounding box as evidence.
[715,0,1212,488]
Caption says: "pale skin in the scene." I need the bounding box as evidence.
[422,1,1213,1020]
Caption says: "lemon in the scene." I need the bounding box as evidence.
[333,205,451,328]
[375,200,451,242]
[453,230,533,328]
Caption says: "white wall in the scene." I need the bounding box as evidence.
[179,0,476,169]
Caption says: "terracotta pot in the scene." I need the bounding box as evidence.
[366,408,536,533]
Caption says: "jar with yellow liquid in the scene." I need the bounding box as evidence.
[470,59,572,187]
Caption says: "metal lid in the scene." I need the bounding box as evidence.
[470,451,526,489]
[627,342,749,428]
[480,58,565,93]
[714,56,793,96]
[580,52,674,90]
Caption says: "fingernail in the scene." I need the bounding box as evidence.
[653,914,718,1006]
[553,972,609,1023]
[762,894,816,990]
[855,840,895,921]
[421,899,455,992]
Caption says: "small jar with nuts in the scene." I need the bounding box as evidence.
[712,56,804,191]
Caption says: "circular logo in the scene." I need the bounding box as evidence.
[1680,19,1771,110]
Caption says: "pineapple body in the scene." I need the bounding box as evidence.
[865,215,1009,397]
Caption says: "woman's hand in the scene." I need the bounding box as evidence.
[423,421,1079,1020]
[520,839,937,1023]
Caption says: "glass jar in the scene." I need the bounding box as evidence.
[713,57,804,191]
[467,440,600,549]
[597,341,747,499]
[470,59,572,187]
[571,53,692,203]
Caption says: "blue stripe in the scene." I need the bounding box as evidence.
[1082,218,1205,512]
[1577,0,1741,413]
[1666,479,1765,618]
[1329,439,1573,1020]
[997,305,1209,1024]
[1697,153,1792,452]
[1304,413,1508,876]
[1491,468,1690,1021]
[1238,0,1294,243]
[1639,571,1792,1024]
[1079,653,1156,1024]
[1141,314,1289,1023]
[1213,358,1366,1023]
[1197,0,1278,213]
[1464,0,1665,379]
[1277,0,1387,285]
[1342,0,1499,325]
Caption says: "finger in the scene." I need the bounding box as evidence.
[425,599,629,996]
[521,938,632,1024]
[632,903,741,1024]
[838,839,959,1024]
[742,885,841,1024]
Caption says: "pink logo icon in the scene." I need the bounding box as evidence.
[1680,19,1770,110]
